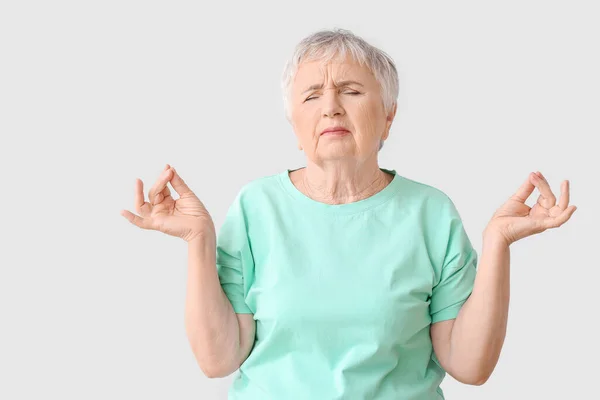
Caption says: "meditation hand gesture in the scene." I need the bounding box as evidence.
[486,171,577,245]
[120,164,215,242]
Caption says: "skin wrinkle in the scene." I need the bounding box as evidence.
[300,168,389,205]
[289,54,397,205]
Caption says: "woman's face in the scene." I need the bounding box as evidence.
[289,55,396,164]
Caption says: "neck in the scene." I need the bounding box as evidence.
[298,157,392,205]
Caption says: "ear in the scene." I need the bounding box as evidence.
[382,102,397,141]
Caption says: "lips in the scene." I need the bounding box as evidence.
[321,127,350,135]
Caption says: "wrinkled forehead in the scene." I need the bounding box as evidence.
[293,55,373,90]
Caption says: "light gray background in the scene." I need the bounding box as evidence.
[1,1,599,399]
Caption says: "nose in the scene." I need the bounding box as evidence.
[322,89,345,118]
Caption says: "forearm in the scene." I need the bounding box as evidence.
[184,235,240,377]
[449,232,510,384]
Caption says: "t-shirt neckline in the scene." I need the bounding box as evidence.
[278,167,403,215]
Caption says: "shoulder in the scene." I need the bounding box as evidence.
[228,171,287,213]
[219,172,284,230]
[398,175,475,270]
[237,171,283,199]
[396,174,457,214]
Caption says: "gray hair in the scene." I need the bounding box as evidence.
[281,28,399,151]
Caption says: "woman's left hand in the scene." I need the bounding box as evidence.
[485,171,577,245]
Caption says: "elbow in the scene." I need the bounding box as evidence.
[196,353,239,379]
[200,362,236,379]
[203,369,227,379]
[450,367,492,386]
[473,376,490,386]
[466,374,490,386]
[188,341,239,378]
[447,354,497,386]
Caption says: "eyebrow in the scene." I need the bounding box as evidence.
[302,80,364,94]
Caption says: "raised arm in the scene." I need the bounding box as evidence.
[185,235,256,378]
[121,164,256,378]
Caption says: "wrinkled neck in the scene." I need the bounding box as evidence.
[296,159,393,205]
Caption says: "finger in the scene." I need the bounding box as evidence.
[543,205,577,229]
[536,171,557,205]
[155,165,174,200]
[511,173,536,203]
[120,209,155,230]
[154,192,164,205]
[148,168,174,205]
[169,167,193,197]
[532,172,557,208]
[155,183,174,204]
[161,183,172,198]
[134,179,151,216]
[155,167,177,203]
[147,165,172,202]
[557,180,570,210]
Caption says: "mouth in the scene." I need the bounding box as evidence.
[320,128,351,136]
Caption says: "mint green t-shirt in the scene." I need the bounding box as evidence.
[216,168,478,400]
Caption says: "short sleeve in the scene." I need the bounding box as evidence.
[216,193,254,314]
[429,200,478,324]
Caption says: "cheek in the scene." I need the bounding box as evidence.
[355,99,378,137]
[293,109,320,143]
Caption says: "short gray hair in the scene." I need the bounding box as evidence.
[281,28,399,151]
[281,28,399,124]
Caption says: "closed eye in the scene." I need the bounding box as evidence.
[305,91,361,101]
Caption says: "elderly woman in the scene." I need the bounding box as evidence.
[121,29,576,399]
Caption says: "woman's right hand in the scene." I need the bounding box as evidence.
[120,164,215,242]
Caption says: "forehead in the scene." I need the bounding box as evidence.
[292,56,374,88]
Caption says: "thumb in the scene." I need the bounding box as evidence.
[170,167,193,196]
